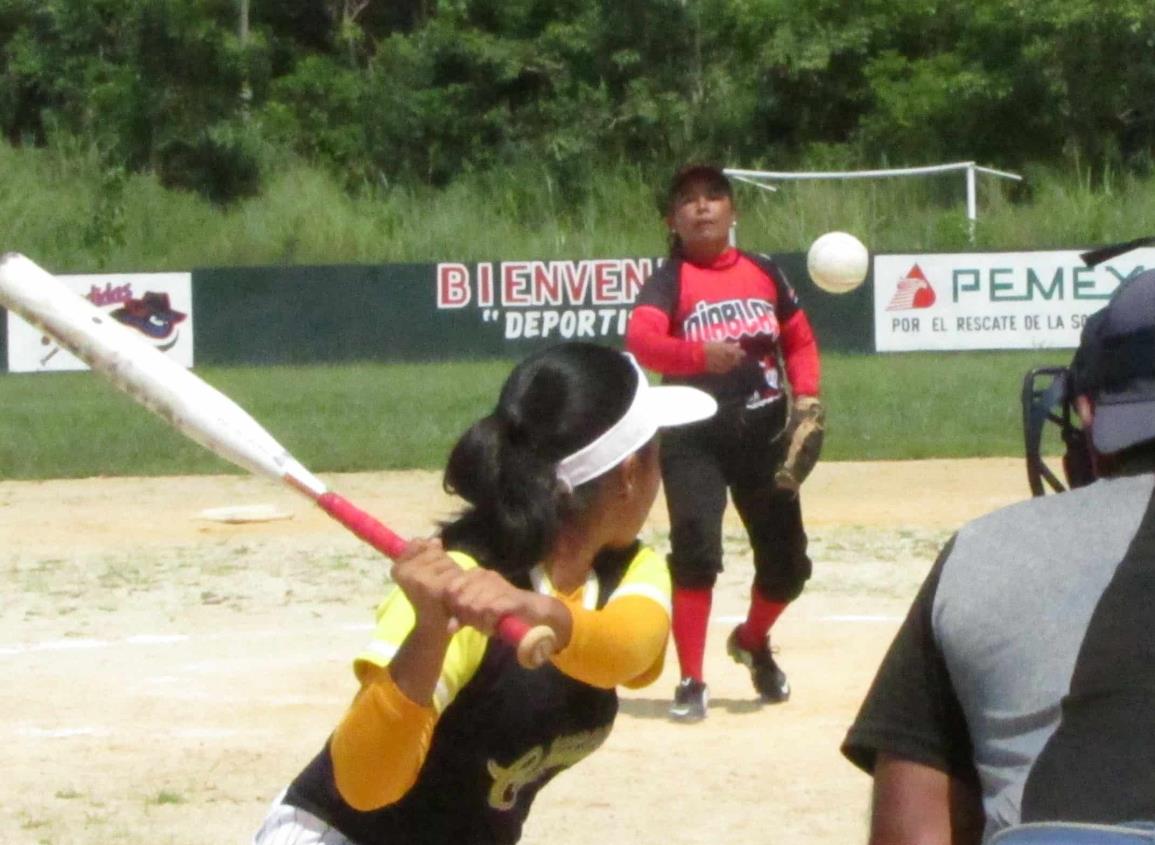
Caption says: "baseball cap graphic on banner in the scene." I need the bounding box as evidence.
[556,354,717,490]
[1071,268,1155,454]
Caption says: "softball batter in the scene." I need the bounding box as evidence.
[253,342,715,844]
[626,163,824,722]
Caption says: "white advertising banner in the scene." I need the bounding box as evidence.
[7,272,194,372]
[873,249,1155,352]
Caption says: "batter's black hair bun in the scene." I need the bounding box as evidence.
[440,342,635,576]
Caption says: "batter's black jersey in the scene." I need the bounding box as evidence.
[285,543,653,845]
[843,469,1155,839]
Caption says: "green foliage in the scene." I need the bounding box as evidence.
[8,0,1153,200]
[855,0,1155,175]
[262,55,367,182]
[157,119,265,205]
[81,164,128,264]
[0,0,268,202]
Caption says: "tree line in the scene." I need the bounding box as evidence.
[3,0,1153,205]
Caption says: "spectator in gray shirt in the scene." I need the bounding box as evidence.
[843,266,1155,845]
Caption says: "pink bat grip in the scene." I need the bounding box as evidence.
[316,491,408,558]
[314,492,556,668]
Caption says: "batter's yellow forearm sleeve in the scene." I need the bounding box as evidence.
[330,666,437,812]
[550,594,670,690]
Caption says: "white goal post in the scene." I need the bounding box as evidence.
[723,161,1023,241]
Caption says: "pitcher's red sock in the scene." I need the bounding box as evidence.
[672,587,712,682]
[738,589,787,652]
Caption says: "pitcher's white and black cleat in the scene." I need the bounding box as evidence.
[669,677,709,722]
[727,626,790,703]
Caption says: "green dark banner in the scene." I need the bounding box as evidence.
[0,255,871,372]
[193,263,483,365]
[777,252,874,353]
[191,254,872,366]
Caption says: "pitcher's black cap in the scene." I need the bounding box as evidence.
[661,163,732,215]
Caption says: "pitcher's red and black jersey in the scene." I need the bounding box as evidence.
[283,542,659,845]
[627,248,820,409]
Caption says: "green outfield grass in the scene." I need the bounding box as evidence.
[0,350,1064,480]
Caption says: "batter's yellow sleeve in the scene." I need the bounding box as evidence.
[330,667,435,811]
[332,551,490,810]
[549,545,672,689]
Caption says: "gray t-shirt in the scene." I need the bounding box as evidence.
[843,471,1155,840]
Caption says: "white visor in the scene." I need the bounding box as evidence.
[555,353,717,490]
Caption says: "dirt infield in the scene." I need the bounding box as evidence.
[0,459,1031,844]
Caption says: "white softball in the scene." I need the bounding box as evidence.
[807,231,870,294]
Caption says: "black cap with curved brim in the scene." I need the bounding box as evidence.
[1081,236,1155,268]
[661,163,732,215]
[1071,268,1155,453]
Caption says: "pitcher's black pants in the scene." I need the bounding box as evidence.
[660,399,811,602]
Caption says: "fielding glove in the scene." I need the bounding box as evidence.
[774,396,825,495]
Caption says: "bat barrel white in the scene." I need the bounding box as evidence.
[1,253,556,667]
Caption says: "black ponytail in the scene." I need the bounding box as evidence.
[440,343,636,578]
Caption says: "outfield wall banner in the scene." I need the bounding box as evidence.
[0,255,870,372]
[431,253,871,354]
[873,249,1155,352]
[434,258,655,342]
[191,254,872,367]
[5,272,193,373]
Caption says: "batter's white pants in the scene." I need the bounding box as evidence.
[253,788,357,845]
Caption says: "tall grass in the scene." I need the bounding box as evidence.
[4,141,1154,272]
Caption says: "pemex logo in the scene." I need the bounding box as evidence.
[886,265,937,311]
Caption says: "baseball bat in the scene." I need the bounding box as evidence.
[0,252,556,669]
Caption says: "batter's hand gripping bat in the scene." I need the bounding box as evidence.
[0,252,557,669]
